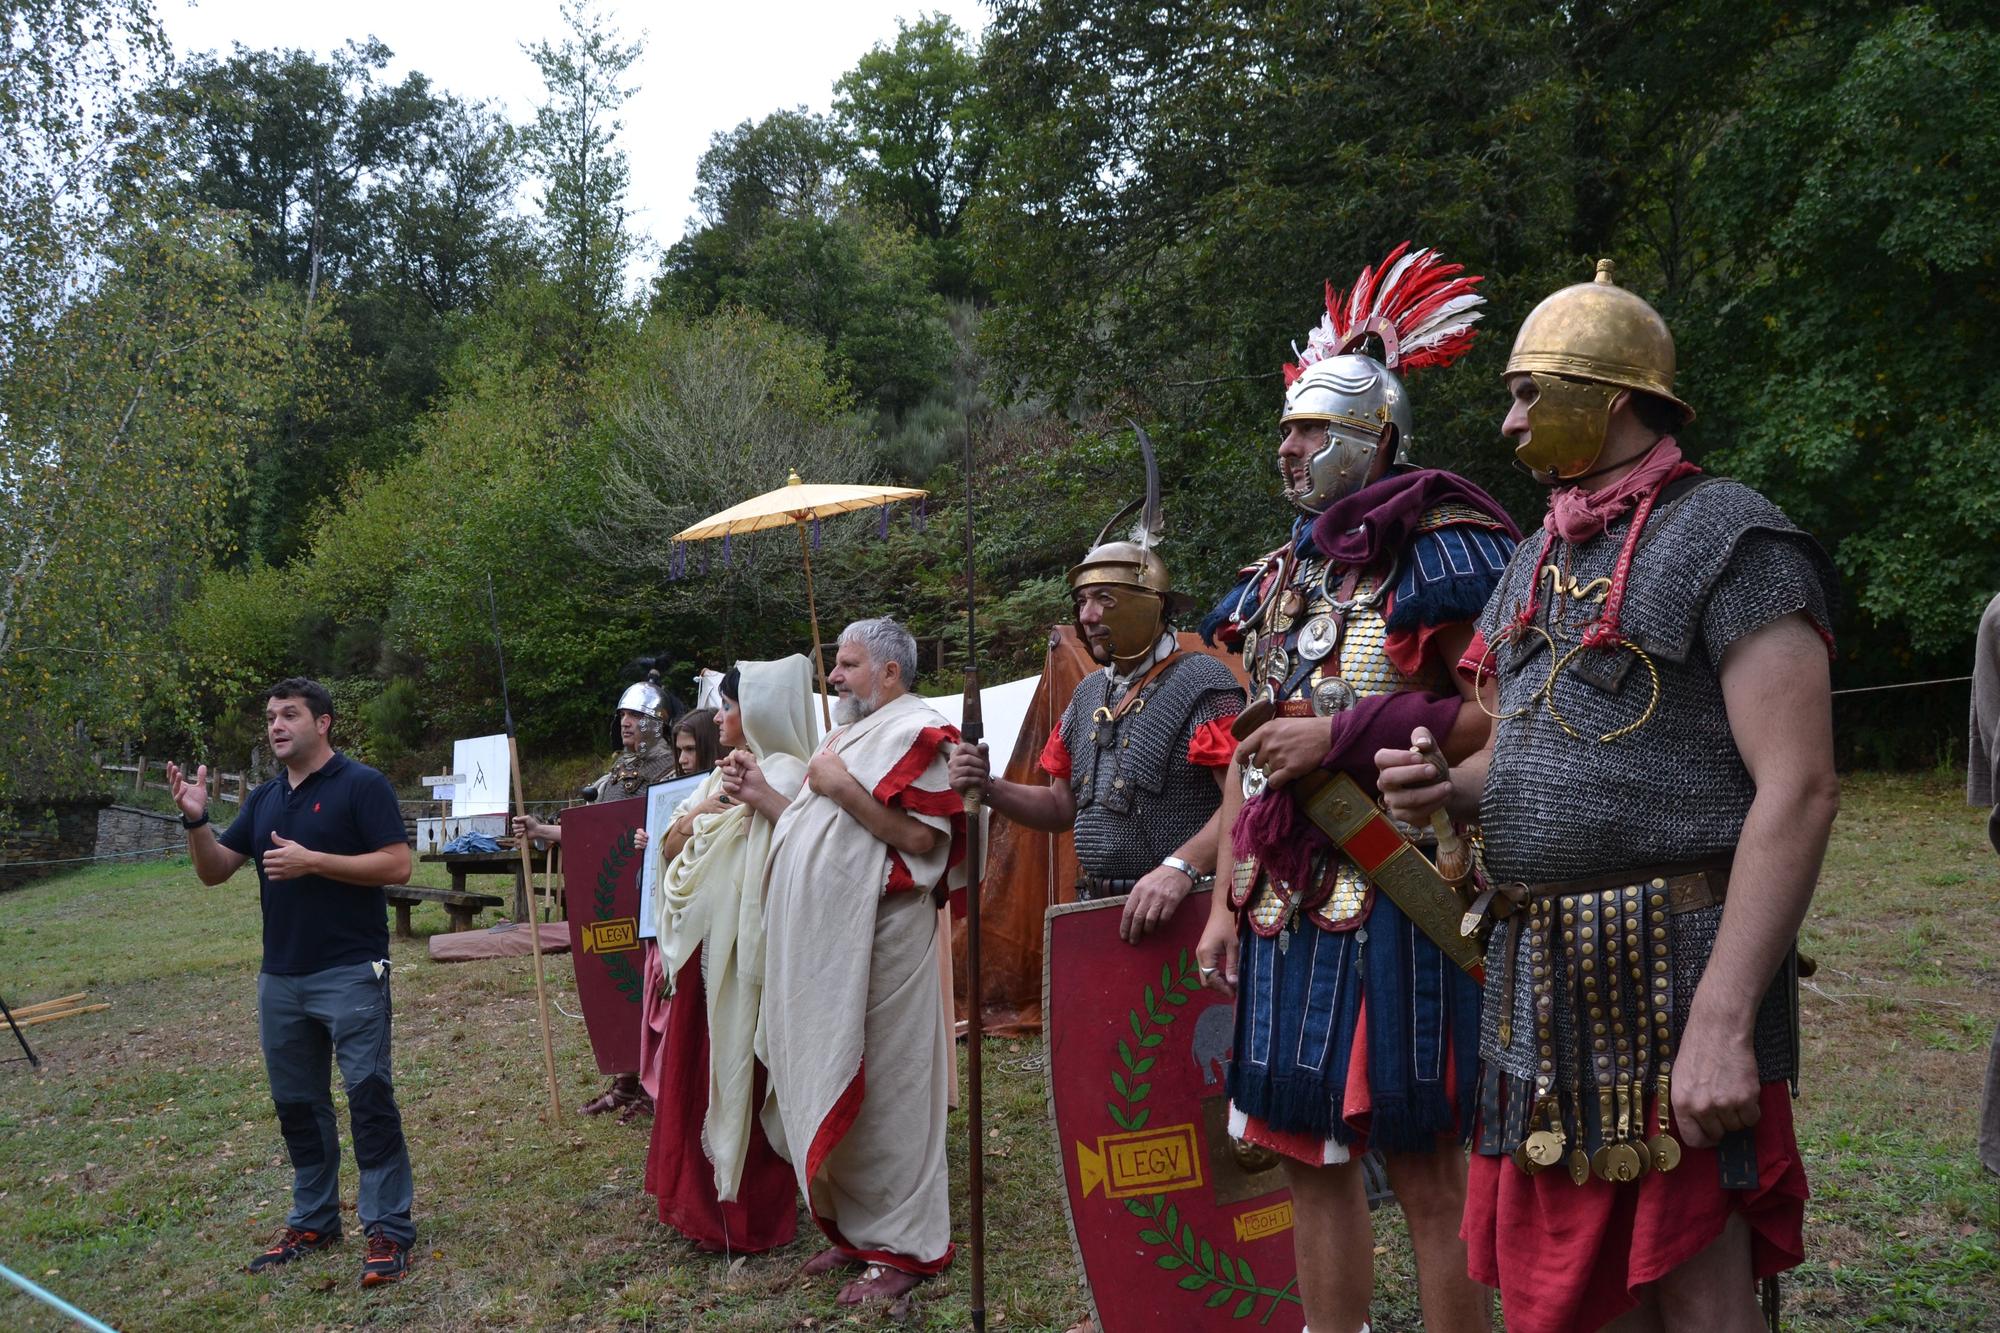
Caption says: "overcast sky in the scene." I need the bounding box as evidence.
[154,0,992,271]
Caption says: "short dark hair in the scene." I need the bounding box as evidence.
[264,676,334,721]
[719,668,741,703]
[1630,390,1689,437]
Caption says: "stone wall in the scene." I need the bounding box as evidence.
[0,798,112,893]
[93,804,184,863]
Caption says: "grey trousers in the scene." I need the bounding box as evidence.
[257,960,415,1244]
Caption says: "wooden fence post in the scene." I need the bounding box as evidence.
[134,756,146,794]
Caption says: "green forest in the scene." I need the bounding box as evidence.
[5,0,1998,809]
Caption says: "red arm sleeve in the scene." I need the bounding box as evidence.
[1038,726,1072,781]
[1186,717,1238,769]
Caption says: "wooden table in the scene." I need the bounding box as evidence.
[418,849,554,922]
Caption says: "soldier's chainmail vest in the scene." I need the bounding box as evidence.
[590,737,678,802]
[1061,652,1239,881]
[1473,479,1837,1136]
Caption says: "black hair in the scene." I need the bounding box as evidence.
[719,668,741,703]
[1630,390,1688,438]
[264,676,334,721]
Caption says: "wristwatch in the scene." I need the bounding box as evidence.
[180,809,210,831]
[1161,855,1212,886]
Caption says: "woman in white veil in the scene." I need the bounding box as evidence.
[643,655,815,1251]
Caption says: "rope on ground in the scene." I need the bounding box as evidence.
[0,845,182,869]
[1831,674,1973,697]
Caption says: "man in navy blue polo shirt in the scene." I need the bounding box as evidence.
[168,677,417,1288]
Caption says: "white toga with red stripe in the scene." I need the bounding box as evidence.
[759,690,965,1273]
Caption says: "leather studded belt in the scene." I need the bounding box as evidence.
[1492,859,1730,919]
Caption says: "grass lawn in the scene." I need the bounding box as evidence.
[2,772,1996,1330]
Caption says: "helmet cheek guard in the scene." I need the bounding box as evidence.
[1514,373,1622,482]
[1073,584,1166,671]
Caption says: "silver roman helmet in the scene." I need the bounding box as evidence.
[1278,244,1487,513]
[1279,355,1414,513]
[615,670,665,742]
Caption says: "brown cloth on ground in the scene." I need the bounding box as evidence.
[950,626,1247,1035]
[427,922,572,962]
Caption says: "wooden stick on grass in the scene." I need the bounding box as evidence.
[15,1004,111,1028]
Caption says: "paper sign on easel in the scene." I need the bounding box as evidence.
[451,734,511,816]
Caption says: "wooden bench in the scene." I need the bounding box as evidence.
[383,886,506,938]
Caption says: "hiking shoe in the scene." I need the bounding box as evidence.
[246,1225,341,1273]
[359,1227,410,1287]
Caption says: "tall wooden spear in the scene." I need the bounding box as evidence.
[487,574,564,1121]
[958,416,988,1331]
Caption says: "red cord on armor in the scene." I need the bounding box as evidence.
[1577,484,1663,649]
[1507,485,1666,650]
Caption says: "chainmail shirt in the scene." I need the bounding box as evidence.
[1476,479,1836,884]
[1061,652,1239,880]
[1474,478,1836,1094]
[589,737,678,802]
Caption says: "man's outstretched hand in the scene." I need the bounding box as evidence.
[166,761,209,823]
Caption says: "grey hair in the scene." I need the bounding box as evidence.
[839,616,918,684]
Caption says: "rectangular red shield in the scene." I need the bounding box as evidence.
[1044,889,1304,1331]
[559,796,646,1075]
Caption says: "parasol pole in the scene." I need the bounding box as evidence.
[487,574,564,1122]
[958,415,988,1332]
[794,518,834,729]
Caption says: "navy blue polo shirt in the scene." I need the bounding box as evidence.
[217,751,407,975]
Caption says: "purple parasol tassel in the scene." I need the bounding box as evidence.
[722,532,733,568]
[700,547,710,576]
[914,496,927,534]
[811,515,822,551]
[878,504,889,539]
[670,541,685,581]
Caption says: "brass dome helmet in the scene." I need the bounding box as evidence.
[1067,424,1193,672]
[1504,259,1694,483]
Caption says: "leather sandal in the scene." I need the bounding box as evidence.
[798,1248,854,1279]
[836,1263,923,1306]
[579,1073,643,1116]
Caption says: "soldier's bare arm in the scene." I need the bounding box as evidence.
[1673,612,1838,1149]
[947,741,1077,831]
[1196,759,1246,994]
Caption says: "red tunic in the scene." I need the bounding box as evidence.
[1462,1081,1807,1332]
[644,946,799,1253]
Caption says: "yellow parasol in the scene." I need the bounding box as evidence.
[674,471,926,725]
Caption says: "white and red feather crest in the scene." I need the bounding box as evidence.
[1283,243,1485,386]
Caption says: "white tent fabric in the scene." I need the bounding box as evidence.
[812,673,1040,776]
